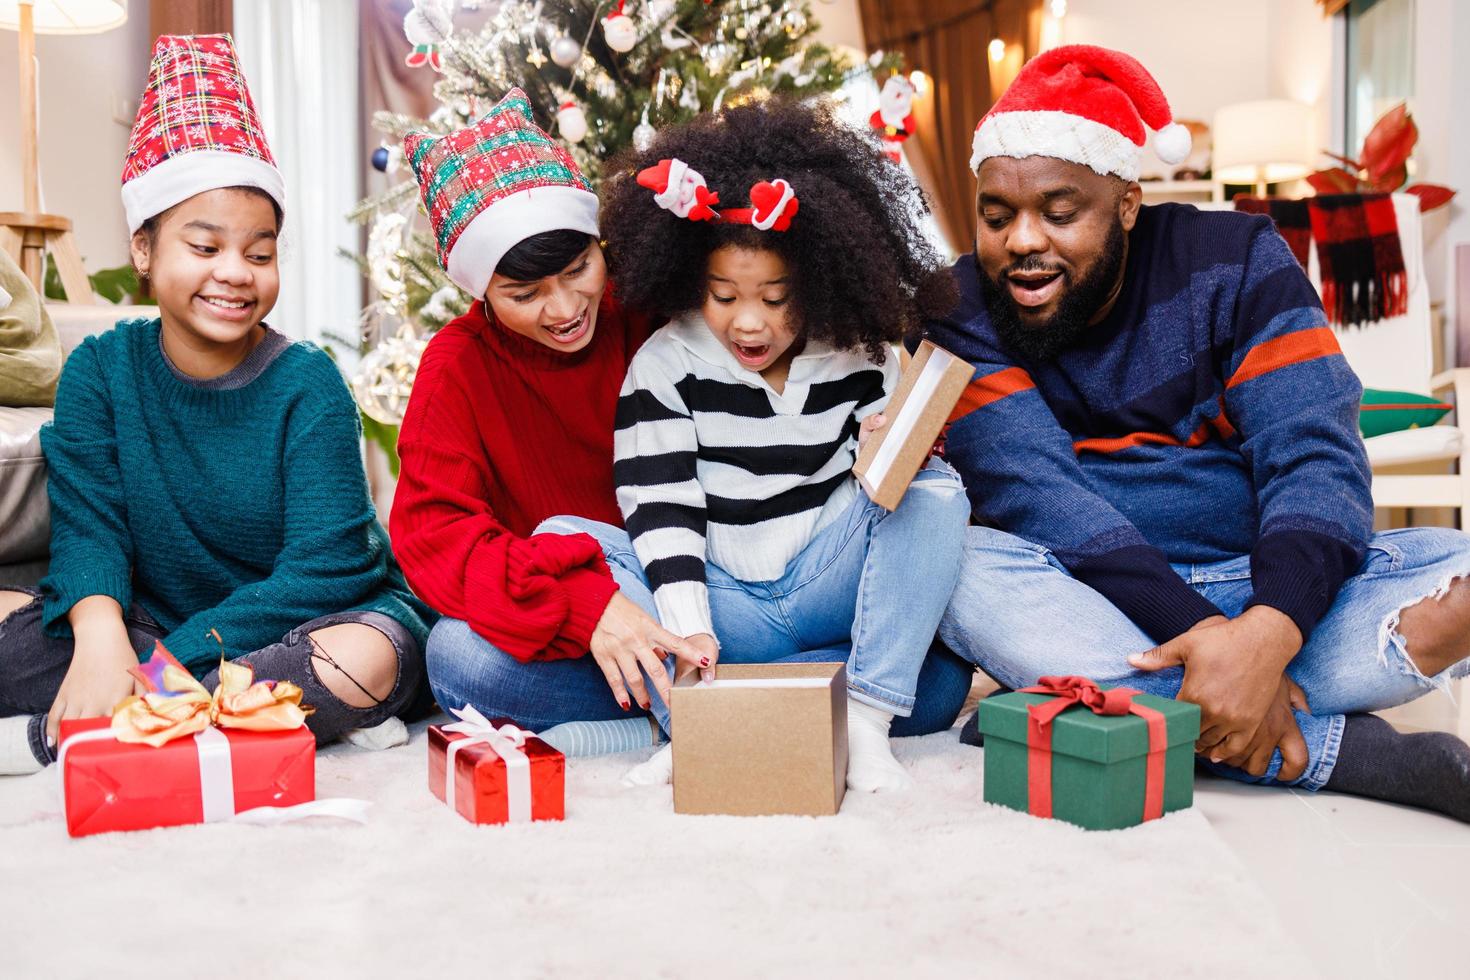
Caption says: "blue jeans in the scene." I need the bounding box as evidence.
[939,525,1470,790]
[427,465,974,735]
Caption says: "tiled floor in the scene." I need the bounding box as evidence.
[1198,686,1469,978]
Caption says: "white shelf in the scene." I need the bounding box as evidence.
[1138,179,1221,203]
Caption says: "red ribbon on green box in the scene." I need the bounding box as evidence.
[1018,676,1168,822]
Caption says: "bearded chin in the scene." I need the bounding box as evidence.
[981,218,1127,362]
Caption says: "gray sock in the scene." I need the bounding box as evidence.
[959,685,1014,747]
[538,717,658,757]
[1323,713,1470,823]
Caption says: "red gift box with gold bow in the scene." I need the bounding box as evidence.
[428,705,564,825]
[58,643,317,837]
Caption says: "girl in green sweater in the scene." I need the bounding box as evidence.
[0,34,433,775]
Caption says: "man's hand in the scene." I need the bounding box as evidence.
[1128,606,1304,764]
[1225,676,1311,780]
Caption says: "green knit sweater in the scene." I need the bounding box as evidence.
[40,318,433,672]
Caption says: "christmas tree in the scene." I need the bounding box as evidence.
[349,0,898,427]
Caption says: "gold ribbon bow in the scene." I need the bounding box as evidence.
[111,639,312,747]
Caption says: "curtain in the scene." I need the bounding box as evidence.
[857,0,1042,253]
[232,1,362,362]
[359,1,440,211]
[149,0,232,40]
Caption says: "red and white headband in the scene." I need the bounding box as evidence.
[636,157,799,232]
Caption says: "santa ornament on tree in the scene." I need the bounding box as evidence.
[404,0,452,71]
[870,74,917,163]
[602,1,638,53]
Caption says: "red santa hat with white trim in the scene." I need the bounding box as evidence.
[121,34,285,234]
[969,44,1191,181]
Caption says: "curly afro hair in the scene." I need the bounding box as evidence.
[600,98,956,363]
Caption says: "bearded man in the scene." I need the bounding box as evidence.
[927,45,1470,822]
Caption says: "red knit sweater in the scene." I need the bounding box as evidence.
[390,294,651,661]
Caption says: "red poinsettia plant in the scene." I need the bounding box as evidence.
[1307,103,1456,211]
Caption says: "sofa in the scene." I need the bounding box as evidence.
[0,303,156,588]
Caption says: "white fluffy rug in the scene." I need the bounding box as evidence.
[0,722,1309,979]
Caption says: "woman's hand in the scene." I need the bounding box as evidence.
[48,596,139,745]
[857,413,887,452]
[590,592,710,710]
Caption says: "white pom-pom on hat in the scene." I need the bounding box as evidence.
[1153,122,1192,166]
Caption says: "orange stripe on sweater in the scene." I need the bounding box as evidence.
[1227,327,1341,389]
[1073,431,1185,455]
[948,366,1035,423]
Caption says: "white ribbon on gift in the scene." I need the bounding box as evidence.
[441,705,534,822]
[58,726,371,828]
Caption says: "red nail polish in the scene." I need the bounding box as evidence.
[620,700,630,710]
[700,657,710,667]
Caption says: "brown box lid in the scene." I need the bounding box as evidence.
[853,340,974,510]
[671,662,847,816]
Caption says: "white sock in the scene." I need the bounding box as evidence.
[621,742,674,787]
[0,715,45,776]
[341,716,409,751]
[845,697,912,793]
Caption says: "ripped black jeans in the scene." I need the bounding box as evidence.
[0,588,429,766]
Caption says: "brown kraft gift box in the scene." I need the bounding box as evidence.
[670,662,848,816]
[853,339,974,510]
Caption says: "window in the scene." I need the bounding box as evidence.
[1344,0,1415,152]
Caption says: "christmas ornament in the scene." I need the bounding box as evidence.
[703,31,735,74]
[403,0,453,72]
[871,73,917,163]
[557,99,588,143]
[526,45,548,68]
[352,322,430,426]
[644,0,676,22]
[370,143,404,175]
[633,107,656,152]
[550,35,582,68]
[603,2,638,53]
[781,7,808,36]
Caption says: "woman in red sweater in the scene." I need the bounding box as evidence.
[391,91,971,755]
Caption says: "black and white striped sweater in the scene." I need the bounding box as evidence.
[613,316,897,640]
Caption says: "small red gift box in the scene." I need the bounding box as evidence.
[428,708,564,825]
[59,716,316,838]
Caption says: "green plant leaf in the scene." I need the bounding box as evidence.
[360,412,401,478]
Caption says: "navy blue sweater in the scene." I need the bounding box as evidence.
[923,203,1372,643]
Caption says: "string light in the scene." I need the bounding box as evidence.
[909,69,929,96]
[988,38,1006,63]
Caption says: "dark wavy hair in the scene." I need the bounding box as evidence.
[600,98,956,362]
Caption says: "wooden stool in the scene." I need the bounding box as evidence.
[0,211,94,305]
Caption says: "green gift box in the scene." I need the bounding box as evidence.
[977,677,1201,831]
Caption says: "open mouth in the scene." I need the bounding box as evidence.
[1006,269,1064,308]
[732,341,771,367]
[543,310,590,345]
[196,295,255,320]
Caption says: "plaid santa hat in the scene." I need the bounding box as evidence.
[121,34,285,234]
[970,44,1191,182]
[404,89,600,299]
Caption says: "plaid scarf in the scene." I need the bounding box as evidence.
[1234,193,1408,327]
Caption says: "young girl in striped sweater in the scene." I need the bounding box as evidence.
[598,100,969,791]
